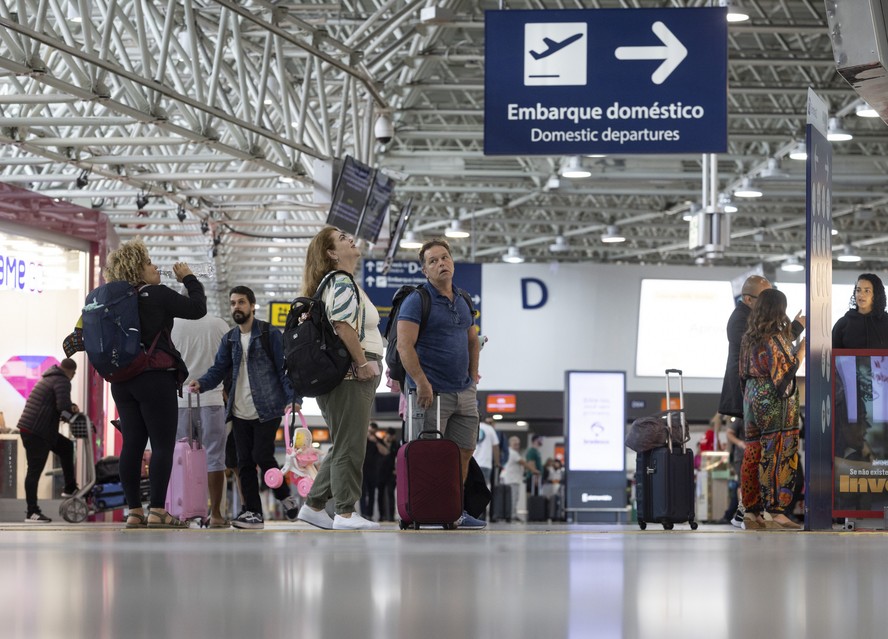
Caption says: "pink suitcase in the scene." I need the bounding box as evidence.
[165,392,208,523]
[397,393,463,530]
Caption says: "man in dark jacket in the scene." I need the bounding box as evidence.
[718,275,804,527]
[17,358,79,523]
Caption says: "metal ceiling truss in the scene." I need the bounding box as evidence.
[0,0,887,318]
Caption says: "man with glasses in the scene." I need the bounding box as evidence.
[397,238,485,529]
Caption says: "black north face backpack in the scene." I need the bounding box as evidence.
[283,270,358,398]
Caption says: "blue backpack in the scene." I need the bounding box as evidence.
[82,281,161,382]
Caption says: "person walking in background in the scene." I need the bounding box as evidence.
[361,422,388,521]
[501,436,531,523]
[473,417,501,489]
[17,358,80,523]
[740,288,805,530]
[378,428,399,522]
[190,286,301,530]
[524,434,543,492]
[396,238,485,529]
[172,307,231,528]
[718,275,803,528]
[102,239,207,529]
[832,273,888,348]
[296,227,384,531]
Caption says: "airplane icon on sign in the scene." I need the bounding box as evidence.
[529,33,583,60]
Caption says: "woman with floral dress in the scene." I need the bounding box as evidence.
[739,288,806,530]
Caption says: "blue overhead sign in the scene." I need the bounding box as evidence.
[484,7,728,155]
[362,259,482,334]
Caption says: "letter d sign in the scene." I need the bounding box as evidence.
[521,278,548,310]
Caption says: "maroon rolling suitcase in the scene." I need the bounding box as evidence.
[397,392,463,530]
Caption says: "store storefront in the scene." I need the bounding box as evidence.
[0,185,116,505]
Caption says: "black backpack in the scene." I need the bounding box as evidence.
[283,270,359,398]
[384,284,474,386]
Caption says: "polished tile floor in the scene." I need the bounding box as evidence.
[0,521,886,639]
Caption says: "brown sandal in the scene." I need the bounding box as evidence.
[147,510,188,529]
[125,511,148,529]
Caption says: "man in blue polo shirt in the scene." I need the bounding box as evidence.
[397,238,485,529]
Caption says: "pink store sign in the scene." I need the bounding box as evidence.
[1,355,59,399]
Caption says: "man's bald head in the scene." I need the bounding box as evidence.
[740,275,771,306]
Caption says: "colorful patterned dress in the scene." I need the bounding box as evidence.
[740,333,801,515]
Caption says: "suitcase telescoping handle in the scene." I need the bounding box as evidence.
[186,390,202,447]
[664,369,686,453]
[406,389,441,442]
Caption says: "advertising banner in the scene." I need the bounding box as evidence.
[833,352,888,518]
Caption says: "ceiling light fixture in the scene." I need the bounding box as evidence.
[560,156,591,179]
[718,193,738,213]
[837,245,861,263]
[780,256,805,273]
[200,219,209,235]
[827,117,853,142]
[399,231,423,250]
[176,206,187,222]
[788,142,807,161]
[549,236,569,253]
[682,203,700,222]
[136,193,149,211]
[502,246,525,264]
[601,225,626,243]
[444,219,470,239]
[733,177,762,198]
[759,158,788,179]
[721,0,750,22]
[855,101,879,118]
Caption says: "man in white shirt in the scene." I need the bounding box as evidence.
[472,418,501,489]
[172,311,231,528]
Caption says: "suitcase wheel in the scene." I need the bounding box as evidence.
[638,520,647,531]
[398,520,409,530]
[689,521,699,531]
[662,522,674,531]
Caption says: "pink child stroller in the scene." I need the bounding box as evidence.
[264,410,320,498]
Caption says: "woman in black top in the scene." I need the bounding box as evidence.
[832,273,888,348]
[103,239,206,528]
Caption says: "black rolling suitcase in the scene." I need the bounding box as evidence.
[527,476,549,522]
[636,369,698,531]
[490,483,512,522]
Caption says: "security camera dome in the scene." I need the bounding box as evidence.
[374,115,394,145]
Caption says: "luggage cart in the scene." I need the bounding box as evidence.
[60,413,131,523]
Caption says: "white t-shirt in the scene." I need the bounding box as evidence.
[473,422,499,469]
[501,447,524,484]
[232,331,258,420]
[172,314,230,408]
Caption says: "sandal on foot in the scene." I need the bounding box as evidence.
[125,511,148,529]
[147,510,188,529]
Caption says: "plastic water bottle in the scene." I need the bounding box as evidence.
[159,262,216,280]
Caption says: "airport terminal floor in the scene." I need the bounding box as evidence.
[1,520,886,639]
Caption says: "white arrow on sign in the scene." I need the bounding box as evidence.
[614,21,687,85]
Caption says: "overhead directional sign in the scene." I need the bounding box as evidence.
[484,7,727,155]
[362,259,482,335]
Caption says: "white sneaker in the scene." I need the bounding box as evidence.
[333,513,380,530]
[297,504,334,530]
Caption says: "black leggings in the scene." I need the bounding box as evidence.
[111,371,178,509]
[21,430,76,514]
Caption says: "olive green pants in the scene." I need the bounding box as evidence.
[307,373,381,515]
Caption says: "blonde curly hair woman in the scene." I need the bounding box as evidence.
[103,239,207,529]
